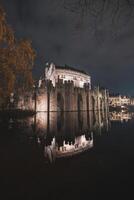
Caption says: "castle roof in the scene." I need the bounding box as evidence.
[55,64,89,75]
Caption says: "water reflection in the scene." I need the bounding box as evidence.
[3,111,110,163]
[35,112,96,163]
[44,133,93,163]
[109,111,134,122]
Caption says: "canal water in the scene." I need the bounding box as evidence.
[1,111,134,199]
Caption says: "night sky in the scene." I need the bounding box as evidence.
[1,0,134,95]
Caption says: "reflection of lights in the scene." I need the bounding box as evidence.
[56,134,93,158]
[36,112,48,136]
[44,138,56,163]
[44,134,94,162]
[110,112,132,122]
[37,101,47,112]
[37,137,41,144]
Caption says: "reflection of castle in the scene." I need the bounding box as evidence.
[44,134,93,162]
[109,111,133,122]
[16,110,109,162]
[16,62,109,112]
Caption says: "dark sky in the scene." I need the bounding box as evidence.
[1,0,134,95]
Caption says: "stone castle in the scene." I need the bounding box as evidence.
[16,63,109,112]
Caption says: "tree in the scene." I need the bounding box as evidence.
[0,6,14,45]
[0,5,36,109]
[14,39,36,91]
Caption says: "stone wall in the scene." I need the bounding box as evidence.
[15,79,109,112]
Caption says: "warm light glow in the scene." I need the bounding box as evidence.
[36,95,47,112]
[44,133,94,161]
[36,112,48,136]
[44,63,91,89]
[110,112,132,122]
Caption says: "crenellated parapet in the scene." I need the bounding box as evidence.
[15,64,109,112]
[26,82,107,112]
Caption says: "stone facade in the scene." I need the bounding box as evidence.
[15,80,109,112]
[41,62,91,89]
[15,64,109,112]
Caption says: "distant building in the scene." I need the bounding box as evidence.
[121,96,131,106]
[109,95,130,108]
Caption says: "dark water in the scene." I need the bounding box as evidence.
[1,110,134,199]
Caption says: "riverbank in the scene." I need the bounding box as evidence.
[0,109,36,119]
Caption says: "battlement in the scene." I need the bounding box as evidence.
[39,62,91,89]
[15,64,109,112]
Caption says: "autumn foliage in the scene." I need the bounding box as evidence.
[0,6,36,109]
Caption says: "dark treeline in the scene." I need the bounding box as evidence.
[0,5,36,109]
